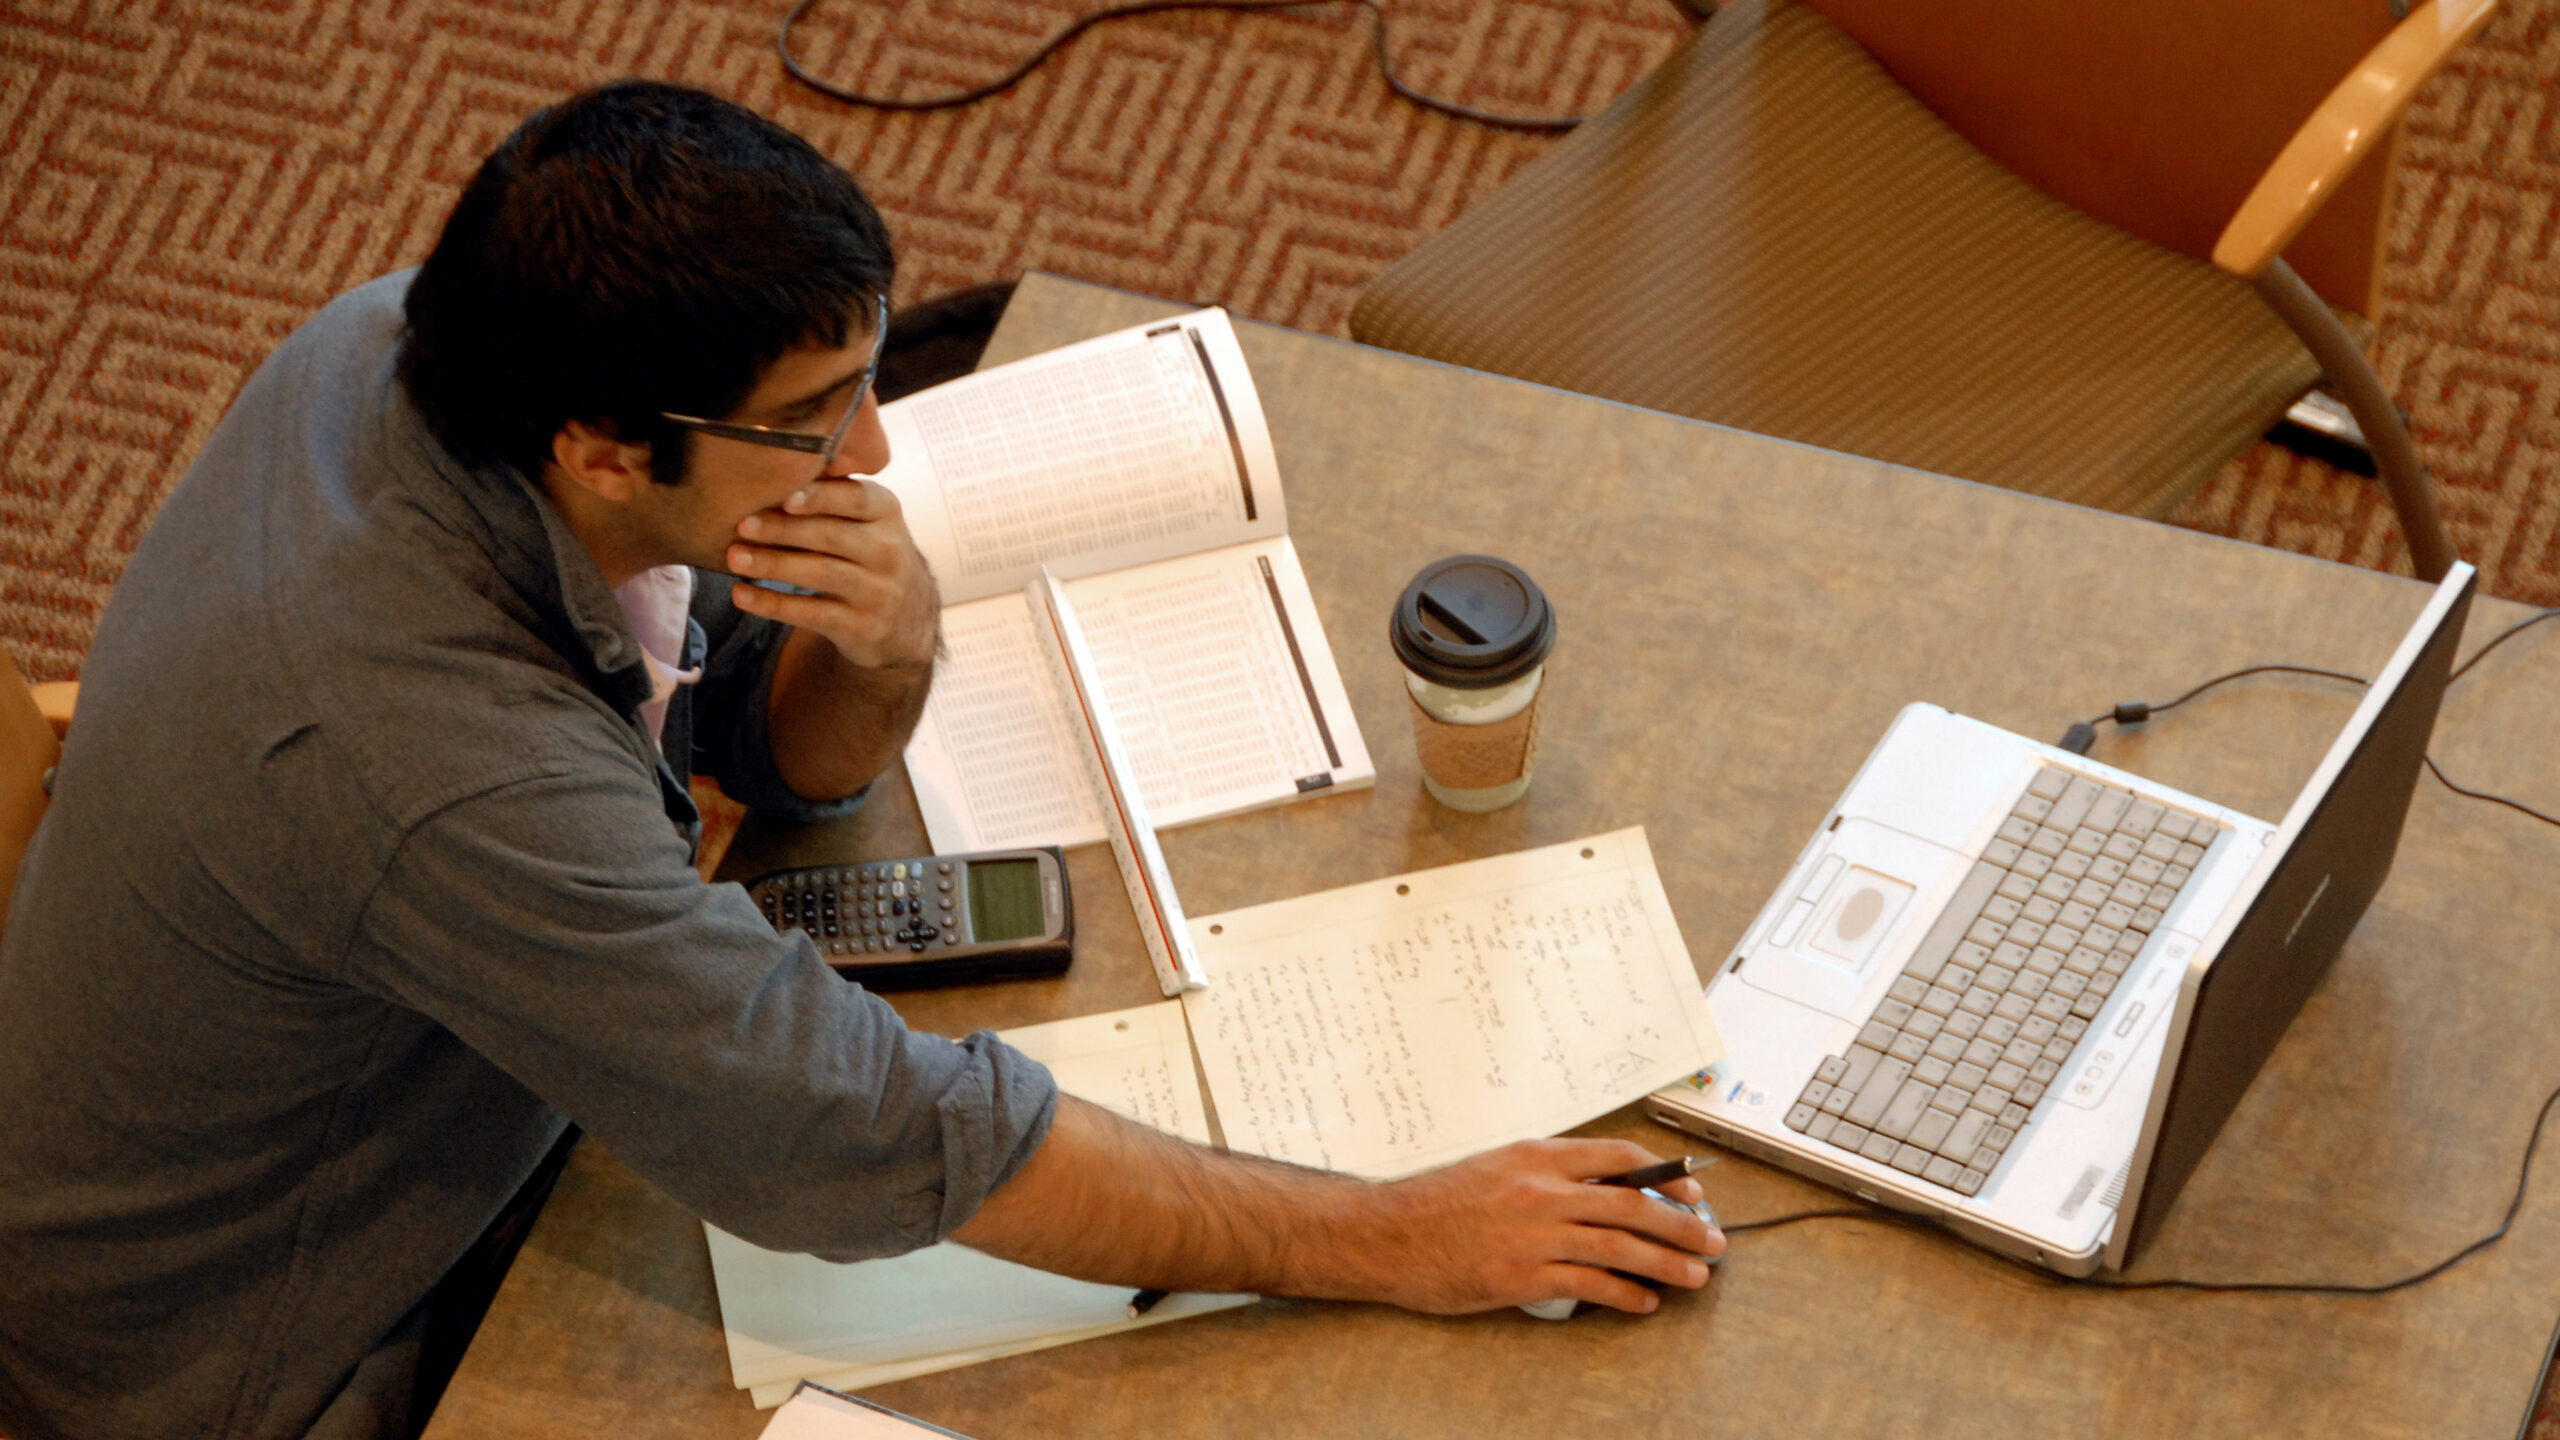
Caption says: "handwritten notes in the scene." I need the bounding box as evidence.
[1182,828,1724,1178]
[1000,1000,1206,1138]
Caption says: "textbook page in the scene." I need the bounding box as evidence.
[1181,828,1725,1178]
[871,308,1284,606]
[905,536,1372,853]
[706,1002,1252,1402]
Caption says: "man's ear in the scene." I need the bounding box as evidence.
[548,419,655,502]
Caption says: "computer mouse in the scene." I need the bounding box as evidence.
[1519,1189,1719,1321]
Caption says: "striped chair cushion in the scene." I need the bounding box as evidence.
[1350,0,2367,520]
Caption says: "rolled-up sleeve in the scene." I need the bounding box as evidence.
[349,727,1056,1258]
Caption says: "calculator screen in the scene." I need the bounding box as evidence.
[966,859,1046,942]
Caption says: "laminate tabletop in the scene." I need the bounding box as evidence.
[425,273,2560,1440]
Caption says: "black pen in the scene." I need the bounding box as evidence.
[1125,1288,1170,1319]
[1595,1155,1707,1190]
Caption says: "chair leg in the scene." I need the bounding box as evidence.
[2252,258,2456,582]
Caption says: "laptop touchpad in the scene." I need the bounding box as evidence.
[1807,870,1910,967]
[1740,818,1953,1020]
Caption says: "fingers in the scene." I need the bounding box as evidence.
[788,475,902,523]
[1558,1216,1715,1290]
[726,477,939,670]
[731,480,911,582]
[1533,1262,1667,1316]
[728,533,912,601]
[1542,1137,1692,1183]
[1656,1175,1706,1206]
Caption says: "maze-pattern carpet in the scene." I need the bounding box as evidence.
[6,0,2553,688]
[2,1,2556,1425]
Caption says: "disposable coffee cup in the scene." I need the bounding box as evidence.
[1391,555,1557,813]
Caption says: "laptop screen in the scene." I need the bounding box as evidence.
[2117,566,2477,1265]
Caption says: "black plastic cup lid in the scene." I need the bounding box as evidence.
[1391,555,1556,689]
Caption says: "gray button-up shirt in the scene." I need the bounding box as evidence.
[0,273,1057,1440]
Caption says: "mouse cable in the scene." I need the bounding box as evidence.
[1714,1072,2560,1297]
[2053,603,2560,834]
[778,0,1709,131]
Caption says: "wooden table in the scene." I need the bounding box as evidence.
[426,273,2560,1439]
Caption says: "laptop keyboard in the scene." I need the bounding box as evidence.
[1783,769,2220,1195]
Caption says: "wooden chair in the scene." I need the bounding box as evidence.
[1350,0,2494,580]
[3,650,75,939]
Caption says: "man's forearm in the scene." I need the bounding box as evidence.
[950,1095,1722,1316]
[951,1097,1393,1301]
[764,626,933,801]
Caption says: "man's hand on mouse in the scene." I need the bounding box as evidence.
[728,476,940,673]
[1345,1138,1725,1316]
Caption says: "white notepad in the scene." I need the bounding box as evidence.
[705,1002,1254,1406]
[1181,827,1727,1178]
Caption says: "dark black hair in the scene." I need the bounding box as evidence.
[399,80,894,485]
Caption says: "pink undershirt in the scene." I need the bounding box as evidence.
[612,564,704,748]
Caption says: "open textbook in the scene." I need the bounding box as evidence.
[879,309,1371,853]
[704,1003,1253,1407]
[1182,828,1727,1178]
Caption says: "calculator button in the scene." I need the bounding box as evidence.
[938,862,953,875]
[893,863,909,880]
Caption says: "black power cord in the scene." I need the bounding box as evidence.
[1723,603,2560,1296]
[779,0,1709,130]
[2058,606,2560,834]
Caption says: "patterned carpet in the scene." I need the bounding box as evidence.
[3,0,2556,1424]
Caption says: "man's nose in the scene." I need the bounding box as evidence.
[830,396,892,478]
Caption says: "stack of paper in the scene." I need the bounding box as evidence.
[704,1004,1255,1407]
[705,830,1726,1408]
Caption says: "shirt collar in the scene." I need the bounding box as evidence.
[381,377,658,712]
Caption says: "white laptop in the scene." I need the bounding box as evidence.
[1648,563,2477,1275]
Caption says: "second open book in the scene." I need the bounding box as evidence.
[873,308,1371,853]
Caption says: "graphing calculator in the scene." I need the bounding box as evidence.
[745,846,1074,988]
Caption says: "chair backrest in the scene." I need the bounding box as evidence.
[2,650,63,940]
[1800,0,2406,317]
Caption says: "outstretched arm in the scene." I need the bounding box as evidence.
[951,1095,1724,1315]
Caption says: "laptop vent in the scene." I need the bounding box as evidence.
[2102,1158,2133,1212]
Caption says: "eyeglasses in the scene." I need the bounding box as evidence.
[658,293,890,463]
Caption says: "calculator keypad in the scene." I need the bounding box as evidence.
[754,859,962,957]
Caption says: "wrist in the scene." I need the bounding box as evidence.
[1253,1165,1405,1303]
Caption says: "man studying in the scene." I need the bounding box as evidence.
[0,81,1717,1440]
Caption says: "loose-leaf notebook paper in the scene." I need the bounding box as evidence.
[704,1003,1253,1407]
[881,308,1371,854]
[1183,827,1726,1178]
